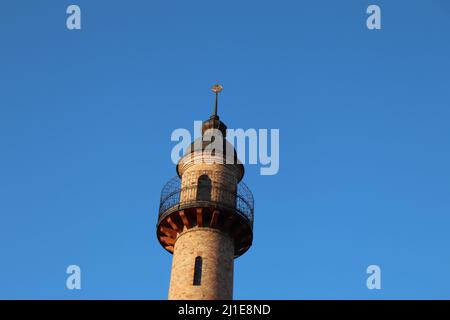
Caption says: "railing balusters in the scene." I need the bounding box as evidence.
[158,176,254,228]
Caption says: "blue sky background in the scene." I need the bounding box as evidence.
[1,0,449,299]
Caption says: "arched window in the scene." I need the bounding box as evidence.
[193,256,203,286]
[196,175,212,201]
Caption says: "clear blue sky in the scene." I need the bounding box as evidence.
[1,0,449,299]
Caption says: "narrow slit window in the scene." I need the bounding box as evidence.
[193,256,203,286]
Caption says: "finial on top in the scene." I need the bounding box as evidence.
[211,84,223,93]
[211,84,222,118]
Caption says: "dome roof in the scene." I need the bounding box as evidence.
[176,117,244,181]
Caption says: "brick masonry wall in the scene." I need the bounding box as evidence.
[168,228,234,300]
[179,158,241,208]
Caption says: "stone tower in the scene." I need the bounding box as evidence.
[156,85,254,300]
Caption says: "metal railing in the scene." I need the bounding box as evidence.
[158,176,254,227]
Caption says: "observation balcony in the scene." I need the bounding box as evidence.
[156,174,254,258]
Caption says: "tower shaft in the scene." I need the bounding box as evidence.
[168,228,234,300]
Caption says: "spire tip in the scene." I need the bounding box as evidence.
[211,84,222,117]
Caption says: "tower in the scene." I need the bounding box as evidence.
[156,85,254,300]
